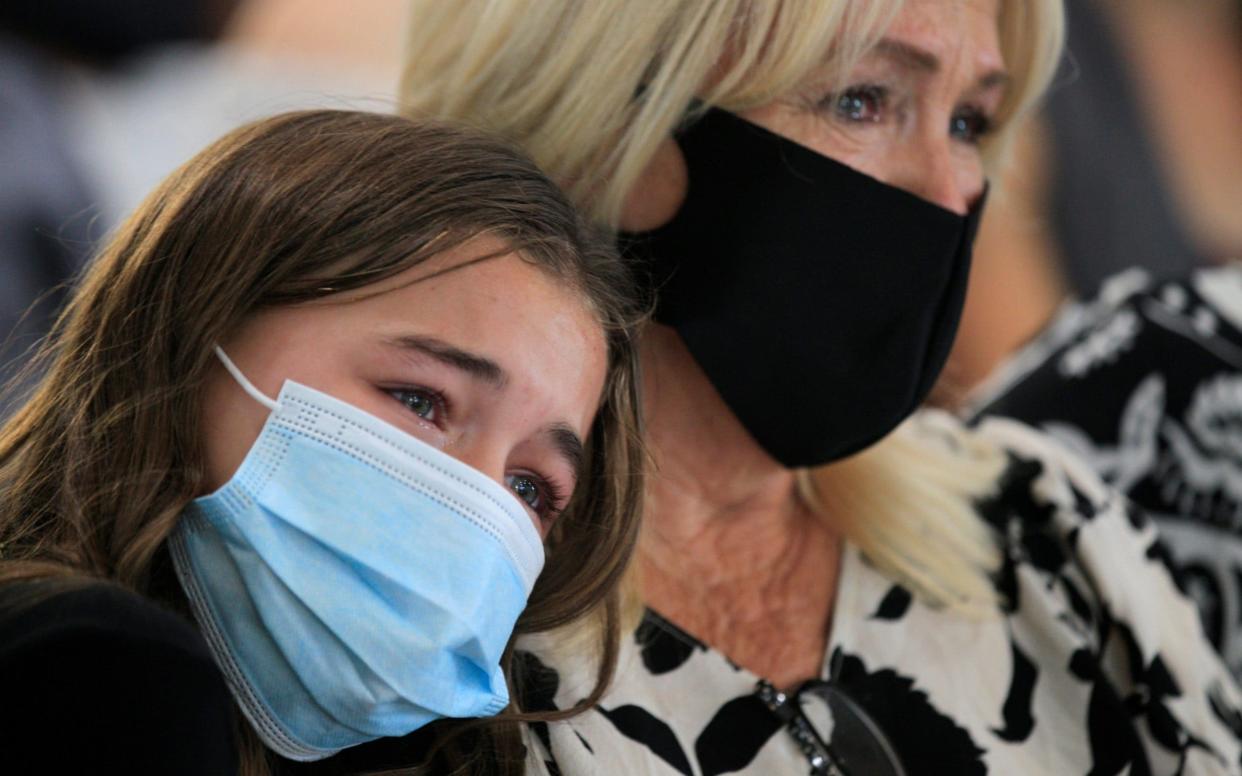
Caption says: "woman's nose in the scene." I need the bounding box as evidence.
[888,139,977,216]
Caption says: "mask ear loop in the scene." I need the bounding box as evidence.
[214,346,280,412]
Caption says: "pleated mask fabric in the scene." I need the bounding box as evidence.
[170,349,543,761]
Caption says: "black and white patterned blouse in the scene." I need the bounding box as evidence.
[970,265,1242,678]
[515,417,1242,775]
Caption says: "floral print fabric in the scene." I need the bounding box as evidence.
[516,415,1242,775]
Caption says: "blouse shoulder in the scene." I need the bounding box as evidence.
[0,581,237,774]
[970,413,1185,621]
[971,413,1119,516]
[970,416,1242,771]
[965,265,1242,678]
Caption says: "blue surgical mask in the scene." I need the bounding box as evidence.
[169,348,544,761]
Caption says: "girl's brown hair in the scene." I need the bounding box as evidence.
[0,109,645,775]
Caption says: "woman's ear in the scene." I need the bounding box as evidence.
[618,137,689,233]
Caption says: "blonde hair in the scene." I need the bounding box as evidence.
[402,0,1066,613]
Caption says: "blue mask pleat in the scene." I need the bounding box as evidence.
[171,379,542,761]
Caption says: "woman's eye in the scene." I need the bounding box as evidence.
[950,107,993,145]
[829,85,887,123]
[390,388,442,422]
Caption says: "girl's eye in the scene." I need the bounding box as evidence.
[828,85,888,123]
[505,472,566,522]
[507,473,544,511]
[389,388,443,422]
[950,107,993,145]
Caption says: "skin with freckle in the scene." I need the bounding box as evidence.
[0,111,647,776]
[202,238,608,538]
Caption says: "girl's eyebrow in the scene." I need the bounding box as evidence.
[387,334,587,477]
[546,422,586,479]
[385,334,508,388]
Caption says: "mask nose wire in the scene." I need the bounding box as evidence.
[214,346,281,412]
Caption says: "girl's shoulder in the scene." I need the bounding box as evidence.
[0,581,237,773]
[2,580,207,652]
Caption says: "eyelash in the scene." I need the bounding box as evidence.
[386,386,571,523]
[509,472,570,523]
[949,106,993,145]
[388,385,450,426]
[821,84,995,144]
[821,84,889,123]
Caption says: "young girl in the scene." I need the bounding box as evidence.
[0,110,644,775]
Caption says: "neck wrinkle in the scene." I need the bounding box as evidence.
[636,326,843,686]
[639,323,795,526]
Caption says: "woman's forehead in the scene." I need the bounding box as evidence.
[880,0,1003,63]
[767,0,1006,98]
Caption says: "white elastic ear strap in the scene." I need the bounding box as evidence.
[214,346,280,412]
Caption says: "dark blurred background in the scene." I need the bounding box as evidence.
[1,0,405,409]
[2,0,1241,410]
[946,0,1242,395]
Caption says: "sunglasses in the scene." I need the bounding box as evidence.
[755,678,907,776]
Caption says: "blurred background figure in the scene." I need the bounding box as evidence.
[0,0,404,411]
[945,0,1242,393]
[965,0,1242,676]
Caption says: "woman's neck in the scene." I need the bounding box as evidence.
[637,326,842,688]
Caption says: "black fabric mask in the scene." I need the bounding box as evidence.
[622,107,987,467]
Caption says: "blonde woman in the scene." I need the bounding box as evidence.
[397,1,1242,774]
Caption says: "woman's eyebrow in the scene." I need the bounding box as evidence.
[875,38,940,72]
[385,334,508,388]
[873,38,1010,90]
